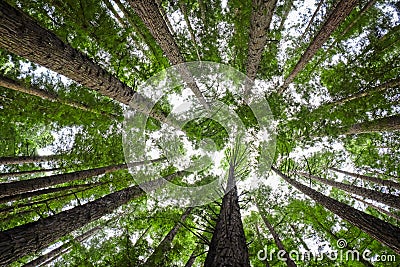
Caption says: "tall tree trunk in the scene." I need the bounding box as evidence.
[344,115,400,134]
[127,0,210,109]
[0,155,60,165]
[0,75,119,119]
[329,167,400,190]
[0,171,183,265]
[204,158,250,266]
[297,171,400,210]
[0,0,167,123]
[23,226,101,267]
[0,163,126,198]
[330,78,400,106]
[279,0,358,93]
[272,166,400,253]
[352,195,400,222]
[245,0,278,95]
[299,0,324,41]
[143,207,192,267]
[0,158,163,197]
[0,182,104,204]
[0,167,61,179]
[257,204,297,267]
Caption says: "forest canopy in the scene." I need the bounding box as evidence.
[0,0,399,266]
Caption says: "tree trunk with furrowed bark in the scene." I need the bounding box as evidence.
[344,115,400,134]
[0,0,166,122]
[272,167,400,254]
[279,0,358,93]
[0,171,183,265]
[329,167,400,190]
[297,171,400,210]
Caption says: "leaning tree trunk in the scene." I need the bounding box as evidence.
[23,226,101,267]
[244,0,278,96]
[352,196,400,222]
[329,167,400,190]
[279,0,358,93]
[299,0,324,41]
[128,0,210,109]
[272,166,400,254]
[0,163,126,198]
[0,158,163,197]
[0,0,167,123]
[0,182,104,204]
[0,171,183,265]
[297,171,400,210]
[330,78,400,106]
[0,75,119,119]
[143,207,192,267]
[0,167,60,179]
[257,204,297,267]
[344,115,400,134]
[0,155,60,165]
[204,160,250,266]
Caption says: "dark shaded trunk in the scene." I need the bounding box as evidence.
[331,78,400,106]
[353,196,400,222]
[0,184,100,215]
[245,0,278,93]
[279,0,358,93]
[0,158,163,197]
[128,0,210,109]
[0,182,104,204]
[329,167,400,190]
[257,204,297,267]
[0,74,119,119]
[0,167,60,179]
[184,245,202,267]
[204,161,250,267]
[345,115,400,134]
[272,166,400,253]
[23,226,101,267]
[143,207,192,267]
[297,171,400,210]
[0,163,127,198]
[0,1,166,123]
[300,0,324,40]
[0,155,60,165]
[0,171,183,265]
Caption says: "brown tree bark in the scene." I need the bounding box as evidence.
[0,163,127,198]
[0,74,119,119]
[128,0,210,109]
[0,158,164,197]
[143,207,192,267]
[23,226,101,267]
[345,115,400,134]
[0,171,183,265]
[279,0,358,93]
[272,166,400,253]
[297,171,400,210]
[300,0,324,41]
[245,0,278,93]
[352,195,400,222]
[0,182,103,204]
[204,158,250,266]
[0,0,166,123]
[257,204,297,267]
[0,155,60,165]
[329,167,400,190]
[331,78,400,106]
[0,167,60,179]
